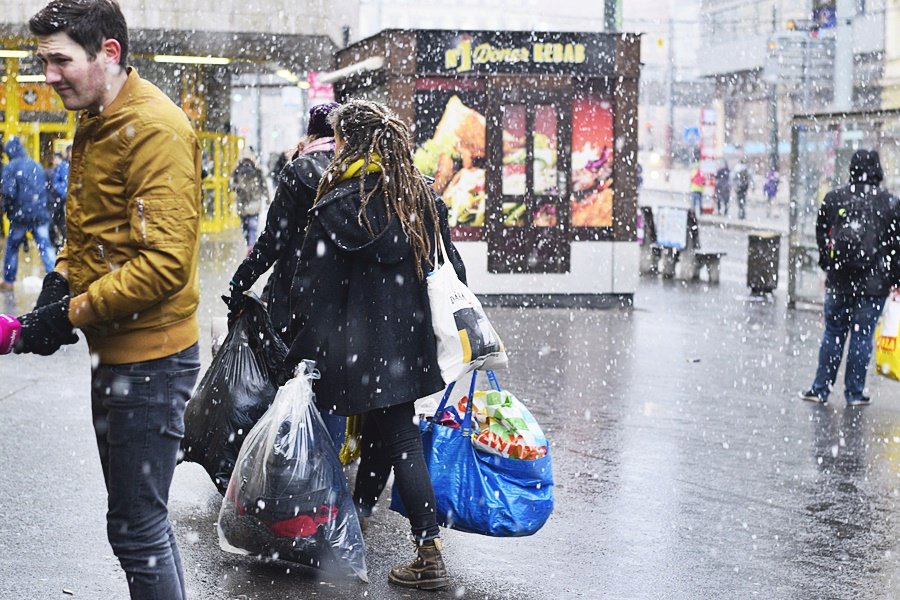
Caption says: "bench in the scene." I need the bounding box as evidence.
[690,250,726,283]
[639,206,726,283]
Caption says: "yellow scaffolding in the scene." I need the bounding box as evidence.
[2,55,243,234]
[199,132,242,233]
[1,56,77,159]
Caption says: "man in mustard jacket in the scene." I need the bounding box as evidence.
[18,2,202,598]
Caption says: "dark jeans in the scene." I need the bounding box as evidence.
[91,344,200,600]
[353,401,440,542]
[736,190,748,219]
[715,189,730,215]
[811,292,886,402]
[240,215,259,247]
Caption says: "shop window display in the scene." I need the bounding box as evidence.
[414,90,487,231]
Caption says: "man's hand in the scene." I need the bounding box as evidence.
[35,271,70,310]
[15,299,79,356]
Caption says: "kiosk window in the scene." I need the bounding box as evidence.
[533,104,558,196]
[533,104,560,227]
[570,94,614,228]
[501,105,527,219]
[412,88,487,234]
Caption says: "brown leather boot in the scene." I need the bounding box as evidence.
[388,538,450,590]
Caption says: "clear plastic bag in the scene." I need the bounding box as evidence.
[217,361,368,582]
[182,293,288,494]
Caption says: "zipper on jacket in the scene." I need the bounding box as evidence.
[137,198,148,245]
[97,243,113,271]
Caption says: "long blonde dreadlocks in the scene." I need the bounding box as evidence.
[316,99,439,280]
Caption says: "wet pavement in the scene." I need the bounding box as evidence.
[2,226,900,599]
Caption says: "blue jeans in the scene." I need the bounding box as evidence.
[91,344,200,600]
[3,221,56,283]
[811,292,886,402]
[690,191,703,215]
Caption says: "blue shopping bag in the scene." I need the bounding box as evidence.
[390,371,554,537]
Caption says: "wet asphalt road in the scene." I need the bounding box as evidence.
[2,225,900,599]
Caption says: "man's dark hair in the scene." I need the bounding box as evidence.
[29,0,129,67]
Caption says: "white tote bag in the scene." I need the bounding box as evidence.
[428,233,507,384]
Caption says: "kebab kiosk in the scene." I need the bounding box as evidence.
[328,30,641,306]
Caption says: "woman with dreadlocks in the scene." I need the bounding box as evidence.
[280,99,466,589]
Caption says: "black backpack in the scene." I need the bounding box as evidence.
[830,199,879,274]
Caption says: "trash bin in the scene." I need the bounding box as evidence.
[747,232,781,295]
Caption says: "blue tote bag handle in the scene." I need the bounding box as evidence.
[431,370,503,436]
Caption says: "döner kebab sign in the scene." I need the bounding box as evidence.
[416,30,616,76]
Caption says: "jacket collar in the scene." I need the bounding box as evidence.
[79,67,139,125]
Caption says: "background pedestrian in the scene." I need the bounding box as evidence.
[229,149,268,251]
[763,168,780,217]
[715,160,730,215]
[224,101,343,444]
[800,150,900,406]
[1,136,56,290]
[47,146,70,248]
[689,165,704,215]
[733,159,751,220]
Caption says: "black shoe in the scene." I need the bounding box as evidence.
[799,389,826,404]
[846,396,871,407]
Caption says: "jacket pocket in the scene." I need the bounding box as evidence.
[128,196,194,249]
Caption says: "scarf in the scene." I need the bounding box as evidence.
[337,154,382,182]
[302,137,335,155]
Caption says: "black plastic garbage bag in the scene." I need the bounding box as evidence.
[218,361,367,582]
[182,293,288,494]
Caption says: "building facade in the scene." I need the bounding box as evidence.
[698,0,888,173]
[623,0,714,175]
[356,0,606,39]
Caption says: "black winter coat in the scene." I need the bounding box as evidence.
[816,183,900,296]
[231,149,333,340]
[284,174,466,416]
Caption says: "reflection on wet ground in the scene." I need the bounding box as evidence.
[2,226,900,598]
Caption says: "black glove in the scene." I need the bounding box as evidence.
[15,298,79,356]
[223,281,249,328]
[35,271,70,310]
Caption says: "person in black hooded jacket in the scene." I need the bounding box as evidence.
[800,149,900,406]
[225,102,344,446]
[280,99,466,591]
[225,102,340,340]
